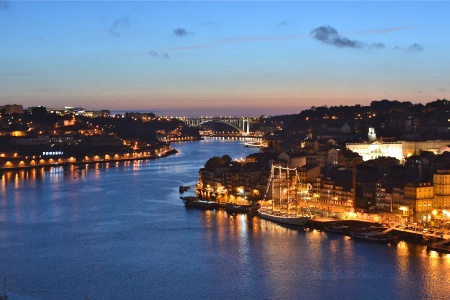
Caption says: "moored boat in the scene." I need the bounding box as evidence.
[181,196,218,209]
[351,231,398,244]
[225,204,260,214]
[258,164,311,227]
[258,209,310,226]
[179,186,190,193]
[427,241,450,254]
[324,225,352,235]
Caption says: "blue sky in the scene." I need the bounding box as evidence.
[1,1,449,117]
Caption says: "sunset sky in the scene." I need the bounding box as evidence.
[1,1,449,117]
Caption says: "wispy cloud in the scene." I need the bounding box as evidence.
[163,26,402,52]
[277,20,294,27]
[394,43,424,52]
[347,27,408,35]
[369,43,385,50]
[174,27,194,37]
[407,43,424,52]
[148,50,170,59]
[0,0,9,10]
[108,17,130,37]
[165,34,308,51]
[311,25,385,49]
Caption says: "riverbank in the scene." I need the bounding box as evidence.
[0,148,178,172]
[183,196,450,246]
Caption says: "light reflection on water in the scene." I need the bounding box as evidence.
[0,138,450,299]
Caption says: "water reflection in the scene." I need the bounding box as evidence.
[1,139,450,299]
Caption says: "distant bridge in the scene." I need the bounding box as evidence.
[180,117,251,134]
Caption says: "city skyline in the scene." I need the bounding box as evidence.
[1,1,449,117]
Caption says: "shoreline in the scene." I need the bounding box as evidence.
[0,148,178,172]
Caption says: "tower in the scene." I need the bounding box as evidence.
[368,127,376,142]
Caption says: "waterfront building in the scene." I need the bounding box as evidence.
[359,181,376,209]
[311,171,354,208]
[392,187,411,220]
[433,170,450,209]
[404,182,434,224]
[375,181,393,212]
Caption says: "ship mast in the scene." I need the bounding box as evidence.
[286,166,290,213]
[278,165,282,211]
[271,164,275,212]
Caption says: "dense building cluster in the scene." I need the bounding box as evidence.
[0,104,197,168]
[198,99,450,226]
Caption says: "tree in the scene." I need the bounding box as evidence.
[205,155,233,168]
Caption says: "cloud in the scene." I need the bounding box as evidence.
[165,34,308,51]
[369,43,385,49]
[148,50,170,59]
[349,27,407,35]
[311,25,386,50]
[0,0,9,10]
[394,43,424,52]
[437,88,446,92]
[174,27,194,37]
[277,20,294,27]
[407,43,424,52]
[108,17,130,37]
[311,26,363,48]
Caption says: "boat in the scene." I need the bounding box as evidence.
[427,240,450,254]
[351,231,398,244]
[180,196,218,209]
[225,204,260,214]
[258,208,309,226]
[244,141,266,148]
[324,225,352,235]
[179,186,190,193]
[257,164,311,226]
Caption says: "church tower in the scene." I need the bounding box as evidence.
[368,127,376,142]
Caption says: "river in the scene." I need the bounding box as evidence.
[0,137,449,300]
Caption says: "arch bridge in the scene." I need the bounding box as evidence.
[181,117,251,134]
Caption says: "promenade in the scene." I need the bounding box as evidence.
[0,148,178,171]
[309,207,450,242]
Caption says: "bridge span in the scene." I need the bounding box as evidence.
[180,116,252,134]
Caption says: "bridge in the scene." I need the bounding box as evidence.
[180,117,251,134]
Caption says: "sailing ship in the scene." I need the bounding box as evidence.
[258,164,311,226]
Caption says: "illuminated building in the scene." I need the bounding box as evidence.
[347,140,450,164]
[404,182,434,224]
[433,170,450,209]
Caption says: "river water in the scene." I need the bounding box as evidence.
[0,138,449,300]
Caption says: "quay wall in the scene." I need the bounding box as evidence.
[0,148,178,171]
